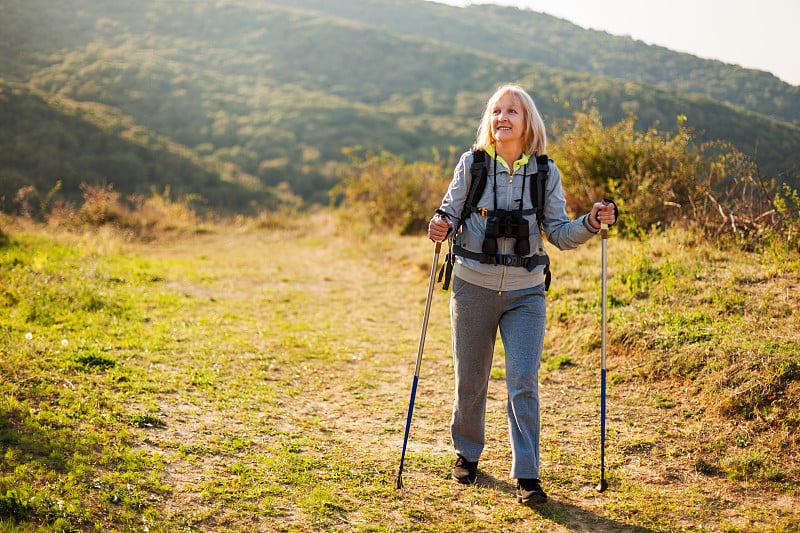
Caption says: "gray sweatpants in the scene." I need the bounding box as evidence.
[450,276,546,479]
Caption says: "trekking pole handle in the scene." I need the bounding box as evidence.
[595,198,616,239]
[602,197,613,239]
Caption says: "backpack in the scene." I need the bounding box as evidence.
[438,149,551,290]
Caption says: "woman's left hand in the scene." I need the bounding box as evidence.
[589,201,617,230]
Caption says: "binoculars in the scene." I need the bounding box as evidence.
[482,210,530,256]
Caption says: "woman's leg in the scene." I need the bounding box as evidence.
[498,283,547,479]
[450,277,502,462]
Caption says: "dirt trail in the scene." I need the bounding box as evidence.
[137,225,799,532]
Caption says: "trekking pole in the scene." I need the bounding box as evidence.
[395,240,441,490]
[596,217,610,493]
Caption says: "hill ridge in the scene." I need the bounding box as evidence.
[1,0,798,208]
[271,0,800,125]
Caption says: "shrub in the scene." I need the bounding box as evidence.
[126,186,202,232]
[13,181,62,221]
[78,181,126,226]
[46,182,206,236]
[330,149,449,235]
[764,184,800,268]
[550,104,748,234]
[549,103,800,257]
[0,488,33,520]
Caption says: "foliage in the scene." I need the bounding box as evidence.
[549,104,800,255]
[74,182,208,235]
[265,0,800,128]
[77,181,127,226]
[12,179,223,239]
[0,79,292,215]
[331,149,450,235]
[1,0,799,213]
[766,184,800,264]
[552,106,708,230]
[13,181,62,221]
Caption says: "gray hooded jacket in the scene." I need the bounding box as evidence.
[438,150,598,292]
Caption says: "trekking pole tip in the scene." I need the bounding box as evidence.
[595,478,608,493]
[395,473,403,490]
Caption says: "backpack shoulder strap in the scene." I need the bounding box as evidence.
[531,154,551,290]
[439,149,489,291]
[530,154,550,229]
[463,149,488,219]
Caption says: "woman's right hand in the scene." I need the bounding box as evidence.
[428,214,453,242]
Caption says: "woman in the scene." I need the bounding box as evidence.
[428,84,616,506]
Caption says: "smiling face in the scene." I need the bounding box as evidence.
[490,92,525,148]
[474,84,547,157]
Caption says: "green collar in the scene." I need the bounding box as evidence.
[486,145,530,173]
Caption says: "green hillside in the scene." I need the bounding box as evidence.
[0,80,277,211]
[274,0,800,127]
[1,0,799,208]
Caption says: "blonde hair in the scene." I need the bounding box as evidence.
[473,84,547,157]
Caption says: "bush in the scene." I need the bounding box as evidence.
[78,181,126,226]
[40,181,204,236]
[548,103,800,257]
[765,184,800,267]
[330,149,449,235]
[0,488,32,520]
[13,181,62,221]
[550,104,747,233]
[329,107,800,260]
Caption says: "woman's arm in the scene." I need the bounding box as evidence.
[541,164,599,250]
[428,151,472,241]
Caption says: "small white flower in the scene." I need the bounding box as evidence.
[25,332,33,340]
[61,339,68,346]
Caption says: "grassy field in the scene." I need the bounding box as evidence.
[1,212,798,532]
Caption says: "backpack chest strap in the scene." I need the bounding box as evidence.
[466,206,537,217]
[452,245,549,272]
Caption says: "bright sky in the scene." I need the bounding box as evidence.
[433,0,800,86]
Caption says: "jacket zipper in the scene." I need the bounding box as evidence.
[497,168,516,294]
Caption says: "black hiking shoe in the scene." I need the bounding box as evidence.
[516,478,547,505]
[452,455,478,484]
